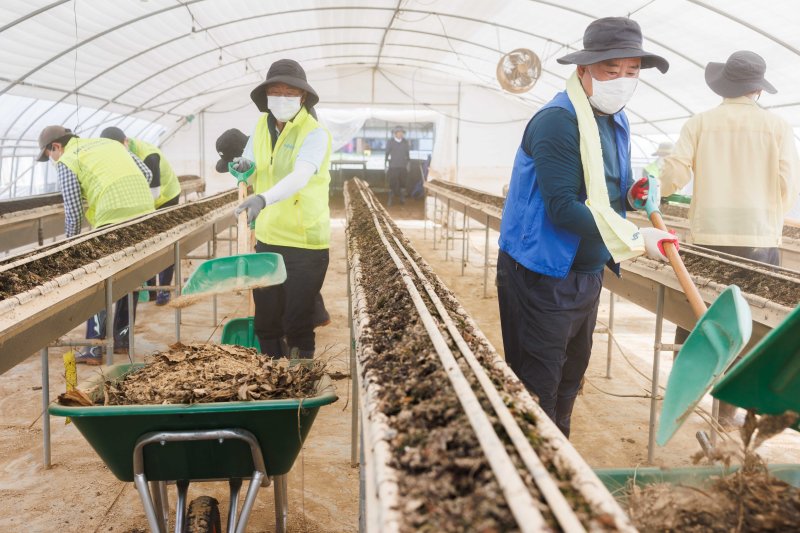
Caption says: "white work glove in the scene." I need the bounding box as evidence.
[639,227,679,262]
[150,186,160,201]
[231,157,253,173]
[234,194,266,224]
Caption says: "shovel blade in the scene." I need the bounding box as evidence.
[182,253,287,296]
[657,285,752,446]
[711,303,800,430]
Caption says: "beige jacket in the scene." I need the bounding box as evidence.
[660,96,800,247]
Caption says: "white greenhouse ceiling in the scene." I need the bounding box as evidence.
[2,0,800,157]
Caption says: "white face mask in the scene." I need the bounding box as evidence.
[588,76,638,114]
[269,96,302,122]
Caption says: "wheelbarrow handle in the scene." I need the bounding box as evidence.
[649,210,707,319]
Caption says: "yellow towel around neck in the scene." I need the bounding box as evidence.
[566,71,644,263]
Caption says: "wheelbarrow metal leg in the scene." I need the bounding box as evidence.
[227,478,242,533]
[134,472,164,533]
[235,470,265,533]
[274,474,288,533]
[174,479,189,533]
[150,480,169,531]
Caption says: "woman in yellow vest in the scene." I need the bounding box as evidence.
[233,59,332,359]
[37,125,155,364]
[101,126,182,306]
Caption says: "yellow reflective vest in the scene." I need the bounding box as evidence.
[128,138,181,208]
[252,107,331,249]
[59,137,154,228]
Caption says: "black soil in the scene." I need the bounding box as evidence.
[0,193,63,215]
[347,180,604,531]
[0,192,237,301]
[680,251,800,307]
[429,179,505,210]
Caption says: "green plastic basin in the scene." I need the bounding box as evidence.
[49,363,337,482]
[594,464,800,498]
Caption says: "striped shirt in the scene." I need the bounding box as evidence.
[57,153,152,237]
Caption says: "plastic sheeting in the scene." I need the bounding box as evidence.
[2,0,800,196]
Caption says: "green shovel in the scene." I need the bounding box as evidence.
[635,180,753,446]
[178,164,286,301]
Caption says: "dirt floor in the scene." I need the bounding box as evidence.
[0,195,797,532]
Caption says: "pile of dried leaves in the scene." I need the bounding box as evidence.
[59,343,326,406]
[628,411,800,532]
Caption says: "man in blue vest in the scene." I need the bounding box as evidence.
[497,17,678,437]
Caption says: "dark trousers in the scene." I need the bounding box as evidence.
[674,244,780,419]
[496,251,603,437]
[86,294,138,348]
[387,167,408,206]
[253,242,329,357]
[147,195,180,293]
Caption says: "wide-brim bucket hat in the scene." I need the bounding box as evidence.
[705,50,776,98]
[557,17,669,73]
[250,59,319,113]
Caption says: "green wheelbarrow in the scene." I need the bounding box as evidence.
[49,363,337,533]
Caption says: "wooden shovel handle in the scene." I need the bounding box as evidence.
[237,181,249,255]
[650,211,707,319]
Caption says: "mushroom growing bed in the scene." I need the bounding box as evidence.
[346,179,632,532]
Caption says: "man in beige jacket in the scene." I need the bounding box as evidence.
[660,50,800,425]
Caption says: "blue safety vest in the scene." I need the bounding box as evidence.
[498,91,631,278]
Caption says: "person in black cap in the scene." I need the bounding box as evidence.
[228,59,333,360]
[497,17,676,438]
[660,50,800,426]
[101,126,182,306]
[385,125,410,206]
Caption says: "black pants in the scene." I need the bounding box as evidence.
[496,251,603,437]
[387,167,408,206]
[147,195,180,292]
[253,242,329,357]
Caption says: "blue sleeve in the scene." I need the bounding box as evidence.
[526,108,601,238]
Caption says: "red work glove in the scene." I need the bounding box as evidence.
[640,228,679,262]
[627,177,649,208]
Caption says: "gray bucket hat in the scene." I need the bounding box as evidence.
[705,50,776,98]
[250,59,319,113]
[557,17,669,73]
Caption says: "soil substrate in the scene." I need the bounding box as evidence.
[680,250,800,307]
[0,191,237,301]
[0,193,62,215]
[429,179,505,210]
[89,343,325,405]
[347,180,608,532]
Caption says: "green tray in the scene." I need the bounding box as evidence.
[595,464,800,497]
[49,363,337,482]
[221,316,258,349]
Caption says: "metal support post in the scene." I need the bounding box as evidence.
[127,292,135,357]
[648,285,665,464]
[423,193,428,240]
[445,199,450,261]
[483,215,490,298]
[228,225,233,256]
[41,347,51,468]
[606,291,615,379]
[461,206,468,275]
[105,278,114,366]
[174,242,181,342]
[432,194,438,250]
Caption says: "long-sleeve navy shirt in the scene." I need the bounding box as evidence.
[523,107,631,273]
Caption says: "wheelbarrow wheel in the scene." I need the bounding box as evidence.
[185,496,221,533]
